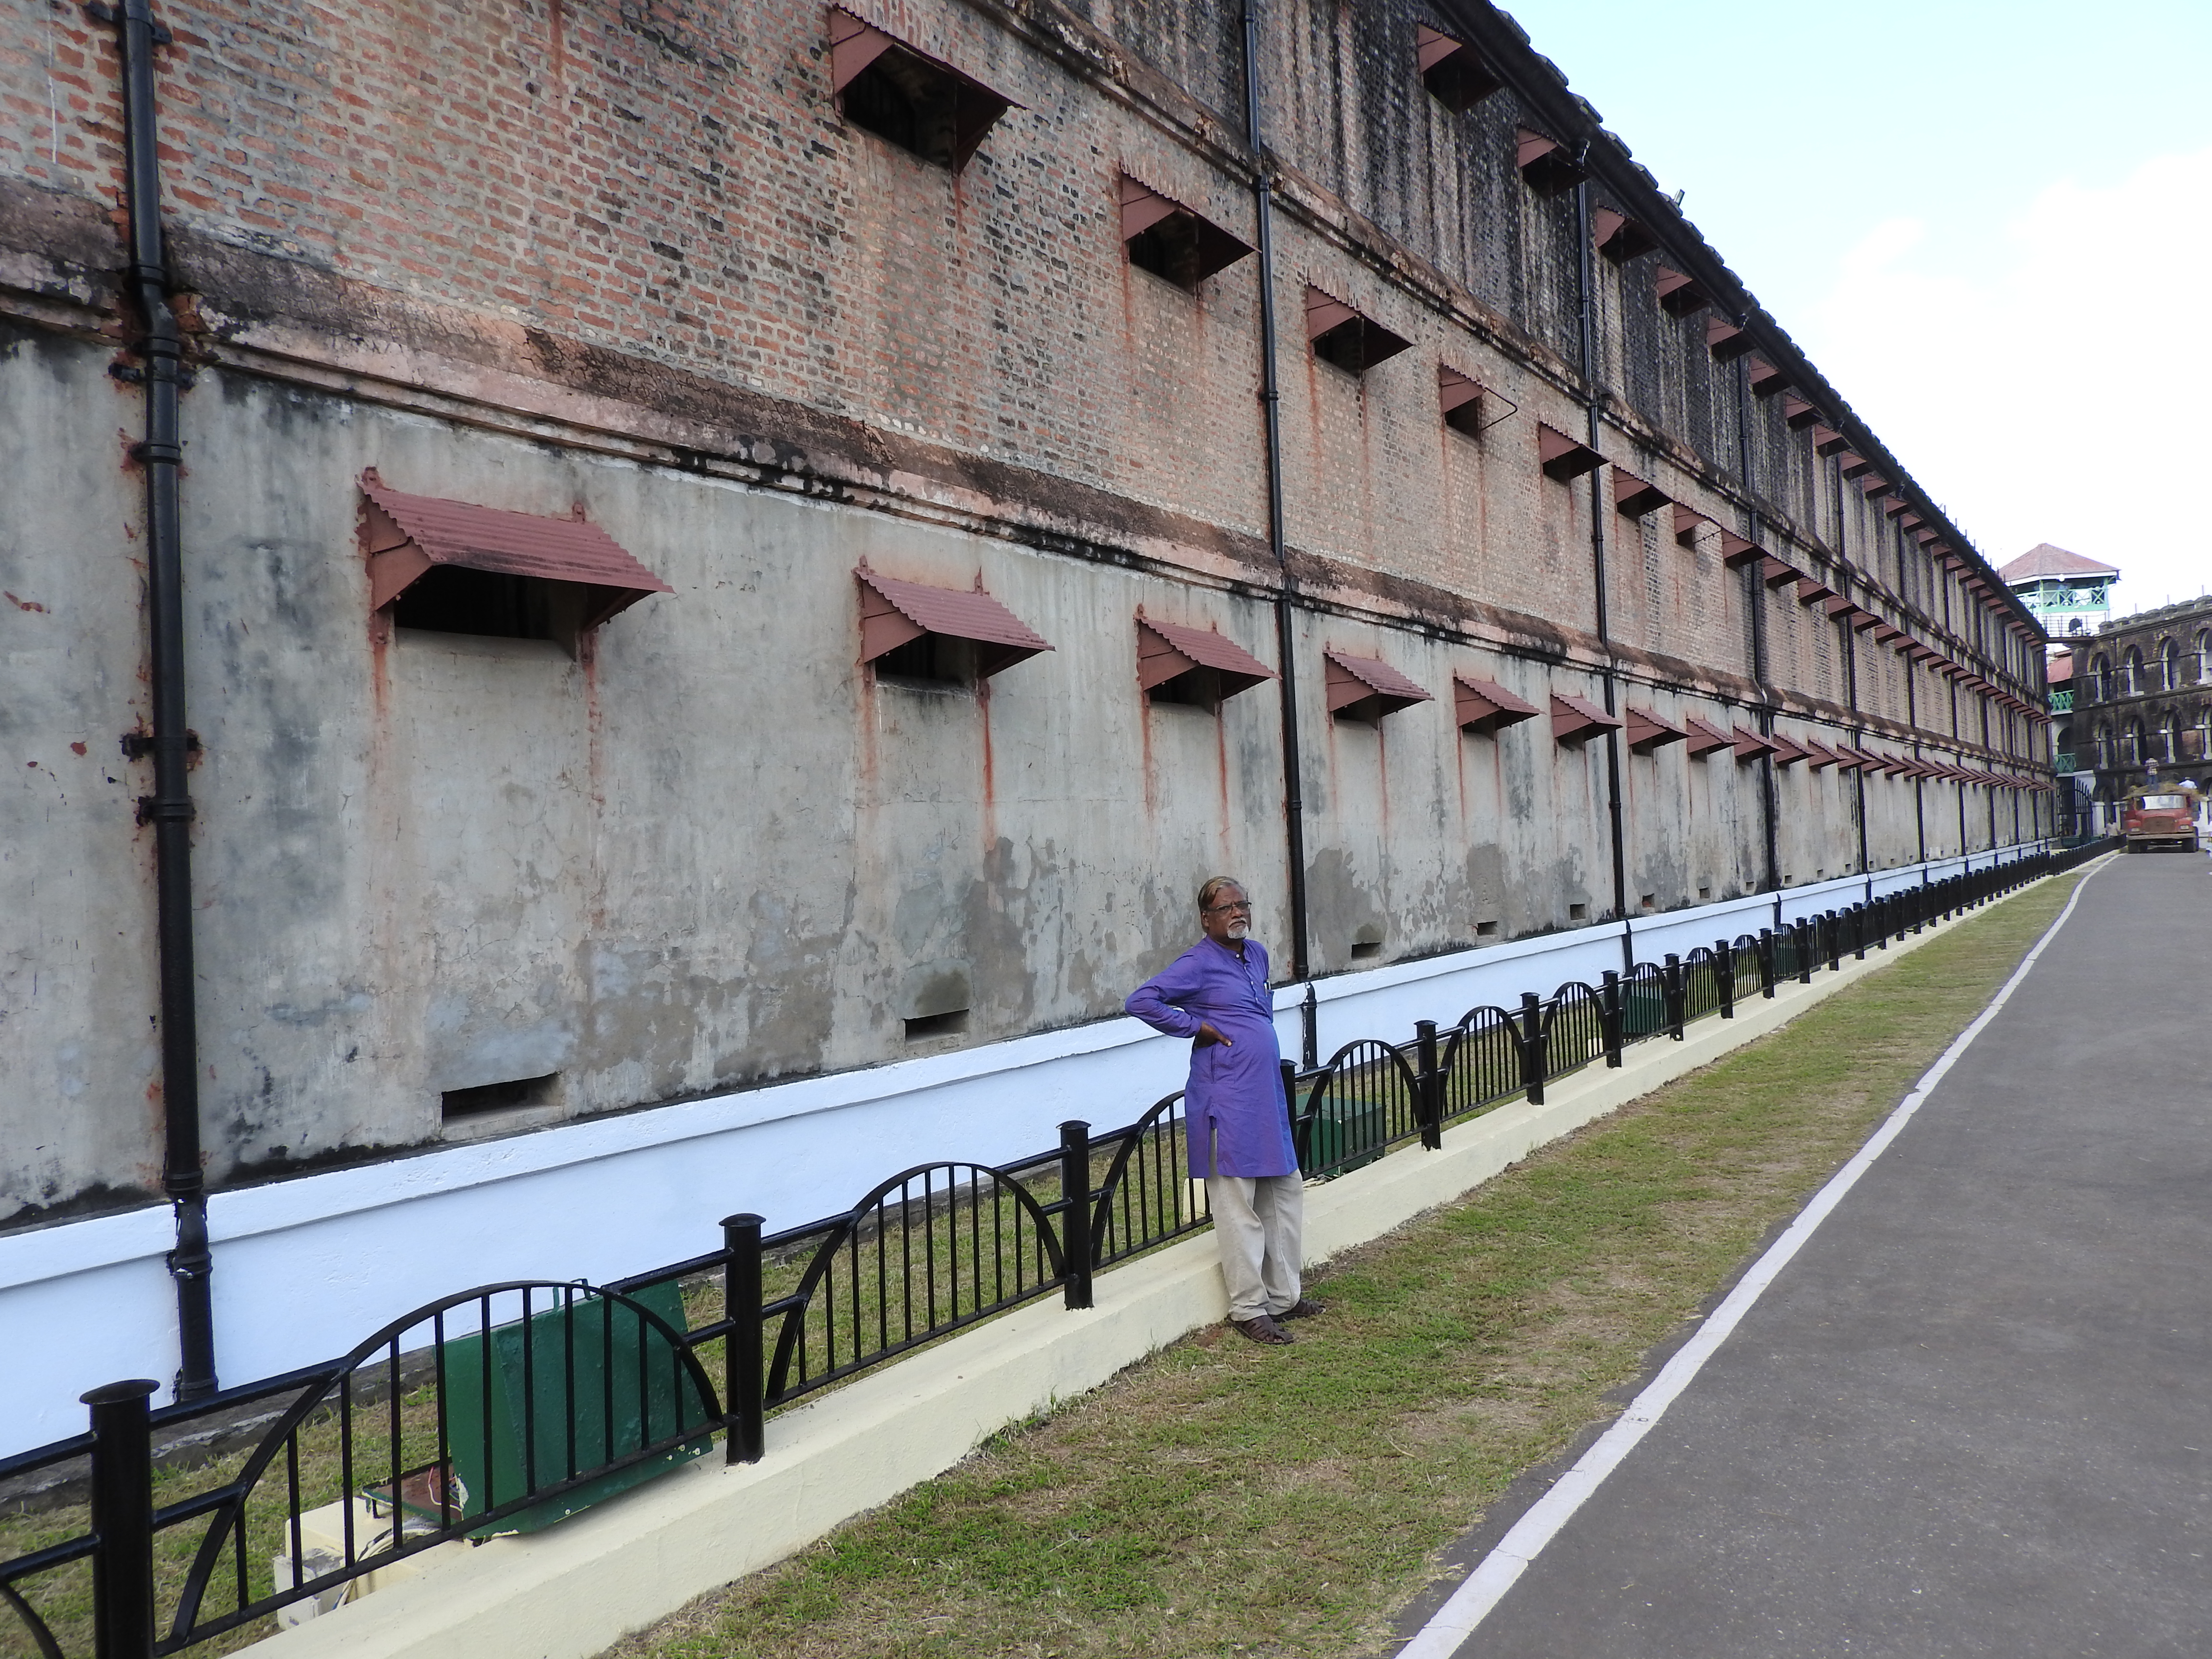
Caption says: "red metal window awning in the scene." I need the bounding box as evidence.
[1671,504,1712,548]
[1415,24,1502,110]
[1821,593,1857,618]
[1592,206,1657,263]
[1613,468,1670,522]
[1780,394,1823,430]
[1746,355,1790,397]
[1719,531,1763,567]
[1551,693,1623,746]
[1760,555,1802,589]
[856,565,1052,678]
[1539,423,1604,482]
[1683,716,1736,757]
[1850,609,1885,633]
[1623,706,1687,753]
[1454,674,1540,735]
[1136,614,1275,702]
[1730,727,1779,761]
[1326,649,1431,721]
[1704,316,1750,360]
[1515,126,1586,195]
[1810,425,1851,458]
[1306,286,1412,375]
[1795,576,1837,607]
[1801,739,1840,770]
[361,471,671,627]
[830,9,1018,172]
[1119,176,1251,288]
[1438,364,1515,436]
[1655,265,1710,318]
[1768,733,1809,767]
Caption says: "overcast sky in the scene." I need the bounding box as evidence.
[1503,0,2212,618]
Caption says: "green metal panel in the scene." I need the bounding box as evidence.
[434,1282,713,1537]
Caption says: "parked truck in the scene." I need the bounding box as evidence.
[2122,785,2202,852]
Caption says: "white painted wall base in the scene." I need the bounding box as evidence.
[0,846,2046,1455]
[239,874,2044,1659]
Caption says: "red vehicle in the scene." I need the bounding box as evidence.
[2122,785,2202,853]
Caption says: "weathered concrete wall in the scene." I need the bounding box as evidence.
[0,0,2050,1224]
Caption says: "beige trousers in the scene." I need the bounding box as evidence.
[1206,1173,1305,1321]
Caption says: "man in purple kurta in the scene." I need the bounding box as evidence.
[1125,878,1322,1345]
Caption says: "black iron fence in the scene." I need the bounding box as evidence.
[0,841,2109,1659]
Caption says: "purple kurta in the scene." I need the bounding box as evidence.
[1125,937,1298,1178]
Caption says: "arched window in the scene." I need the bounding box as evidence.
[2123,719,2143,766]
[2090,652,2112,702]
[2161,638,2179,692]
[2122,647,2143,696]
[2095,722,2113,768]
[2185,706,2209,762]
[2159,711,2178,762]
[2195,629,2210,684]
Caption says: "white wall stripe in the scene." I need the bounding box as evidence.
[1395,857,2108,1659]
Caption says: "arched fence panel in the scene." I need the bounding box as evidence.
[1291,1038,1426,1180]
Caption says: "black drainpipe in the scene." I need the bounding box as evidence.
[108,0,216,1401]
[1241,2,1314,1066]
[1730,340,1779,894]
[1571,171,1631,971]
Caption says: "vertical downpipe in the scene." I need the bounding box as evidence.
[1729,340,1779,892]
[111,0,216,1401]
[1242,2,1314,1066]
[1572,171,1630,971]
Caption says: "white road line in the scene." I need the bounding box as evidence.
[1396,860,2108,1659]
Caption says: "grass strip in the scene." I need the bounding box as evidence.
[611,870,2088,1659]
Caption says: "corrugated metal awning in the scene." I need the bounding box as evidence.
[1671,504,1711,547]
[1612,469,1669,521]
[1454,674,1539,734]
[1551,693,1623,746]
[1730,727,1779,761]
[856,565,1052,679]
[1683,716,1736,757]
[1768,733,1809,767]
[1118,176,1251,283]
[361,470,671,627]
[1325,649,1431,719]
[1538,424,1603,481]
[1623,706,1686,753]
[1137,614,1274,699]
[1801,740,1840,770]
[830,9,1019,172]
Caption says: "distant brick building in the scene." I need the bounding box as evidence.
[1,0,2051,1232]
[2074,595,2212,814]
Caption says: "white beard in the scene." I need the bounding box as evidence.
[1225,919,1250,939]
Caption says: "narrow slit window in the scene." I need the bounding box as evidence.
[442,1074,558,1122]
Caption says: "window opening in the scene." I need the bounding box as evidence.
[903,1010,970,1041]
[1655,266,1709,317]
[1591,206,1657,263]
[1416,25,1501,111]
[442,1074,558,1122]
[1623,707,1686,754]
[1537,422,1603,482]
[1550,693,1623,747]
[829,9,1015,172]
[1454,674,1539,735]
[1438,364,1513,436]
[1305,288,1412,376]
[1120,177,1250,290]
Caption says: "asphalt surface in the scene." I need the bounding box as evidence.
[1426,852,2212,1658]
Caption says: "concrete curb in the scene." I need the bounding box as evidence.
[245,885,2045,1658]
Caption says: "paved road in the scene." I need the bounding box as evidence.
[1418,852,2212,1658]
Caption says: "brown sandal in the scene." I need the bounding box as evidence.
[1276,1298,1326,1320]
[1232,1314,1295,1346]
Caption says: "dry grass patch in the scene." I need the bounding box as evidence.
[601,875,2084,1659]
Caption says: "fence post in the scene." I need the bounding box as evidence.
[1599,970,1624,1065]
[84,1379,157,1659]
[1850,902,1867,962]
[1414,1019,1443,1150]
[1517,992,1546,1105]
[1058,1120,1094,1310]
[1756,928,1777,998]
[1796,920,1814,984]
[719,1214,766,1465]
[1661,954,1685,1039]
[1715,938,1735,1018]
[1823,911,1841,972]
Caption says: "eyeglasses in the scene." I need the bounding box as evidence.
[1203,900,1252,914]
